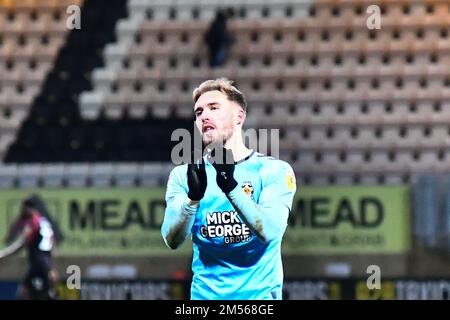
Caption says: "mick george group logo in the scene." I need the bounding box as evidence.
[199,181,256,245]
[200,211,252,244]
[200,181,254,244]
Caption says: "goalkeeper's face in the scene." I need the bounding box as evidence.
[194,90,240,147]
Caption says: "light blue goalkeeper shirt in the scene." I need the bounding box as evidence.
[162,151,297,300]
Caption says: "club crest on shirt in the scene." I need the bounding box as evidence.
[241,181,254,199]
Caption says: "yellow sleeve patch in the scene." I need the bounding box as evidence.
[286,170,296,192]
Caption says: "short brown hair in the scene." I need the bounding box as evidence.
[192,78,247,111]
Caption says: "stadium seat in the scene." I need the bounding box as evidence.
[41,163,65,187]
[0,164,18,188]
[17,163,42,188]
[90,163,114,187]
[64,163,90,187]
[114,163,138,187]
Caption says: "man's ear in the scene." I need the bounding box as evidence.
[236,107,246,125]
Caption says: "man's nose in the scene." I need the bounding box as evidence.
[200,110,211,122]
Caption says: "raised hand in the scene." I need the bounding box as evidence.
[187,152,207,201]
[207,146,238,194]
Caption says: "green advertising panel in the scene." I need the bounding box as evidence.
[284,186,411,254]
[0,188,192,256]
[0,186,410,256]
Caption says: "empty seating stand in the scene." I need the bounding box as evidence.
[0,0,448,186]
[0,0,84,160]
[75,0,450,185]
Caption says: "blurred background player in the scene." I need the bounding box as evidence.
[0,198,58,300]
[162,78,297,299]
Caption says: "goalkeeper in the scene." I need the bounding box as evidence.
[162,78,297,300]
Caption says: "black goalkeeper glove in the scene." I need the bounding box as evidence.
[208,146,238,194]
[187,152,207,201]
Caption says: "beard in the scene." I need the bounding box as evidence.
[202,128,233,148]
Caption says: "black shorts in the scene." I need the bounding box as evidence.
[23,268,52,299]
[22,254,55,299]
